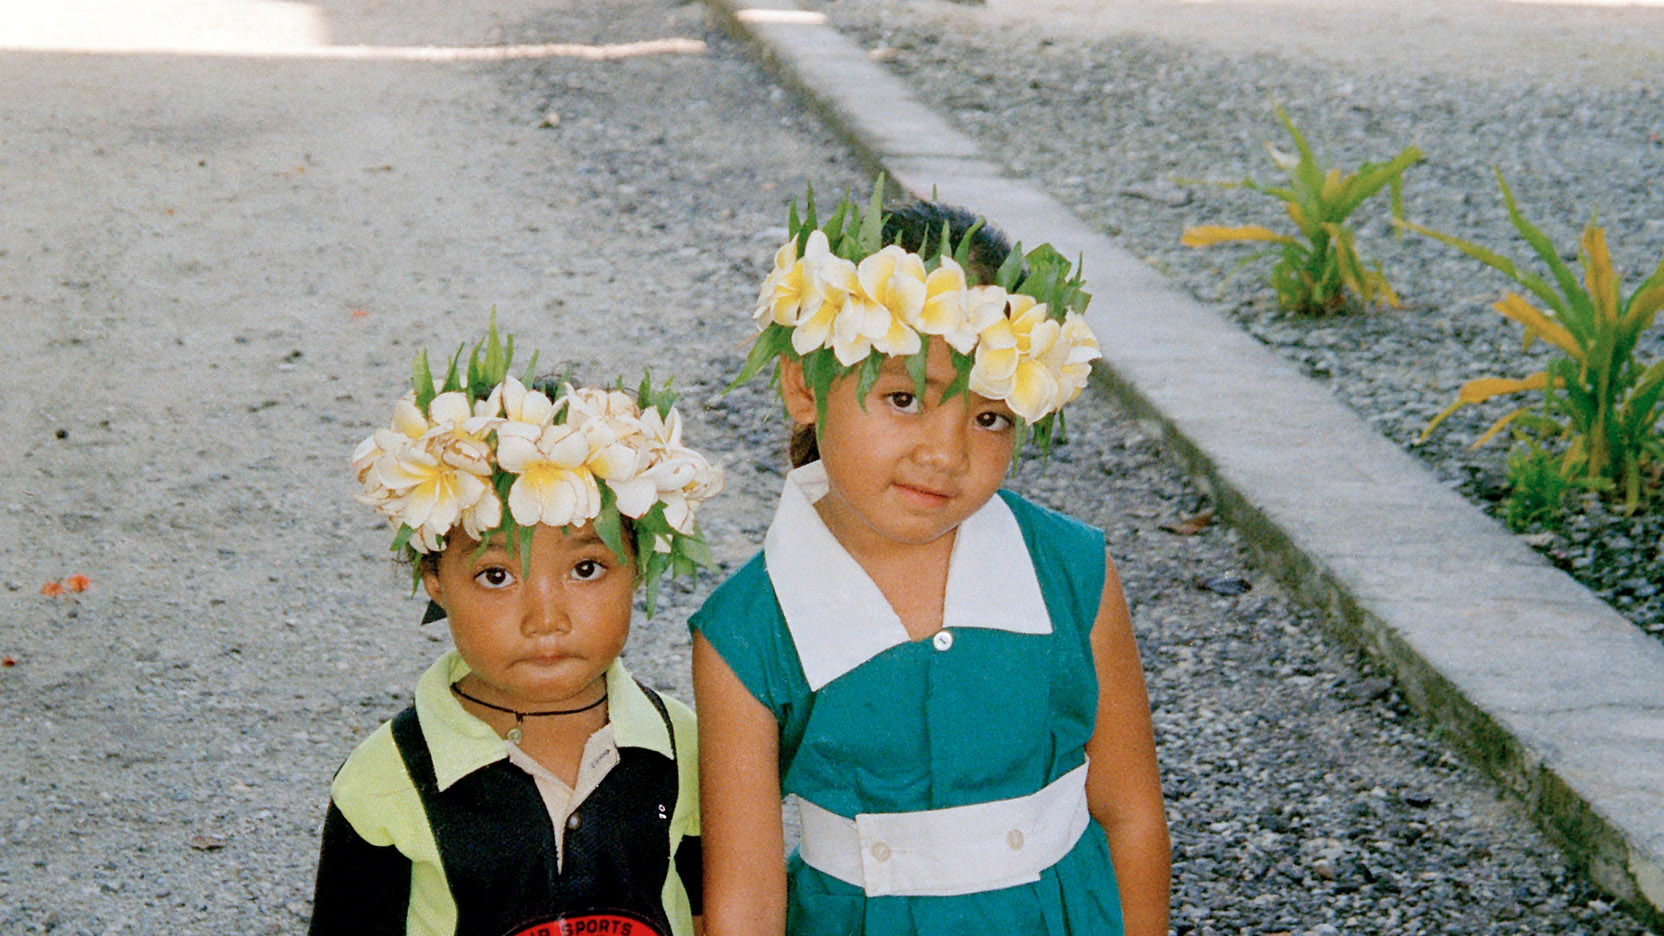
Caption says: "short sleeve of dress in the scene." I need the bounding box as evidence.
[688,550,810,724]
[1000,491,1106,655]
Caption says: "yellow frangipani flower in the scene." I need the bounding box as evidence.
[969,294,1045,402]
[787,252,860,357]
[917,257,1008,355]
[825,246,926,366]
[755,230,838,329]
[968,298,1099,422]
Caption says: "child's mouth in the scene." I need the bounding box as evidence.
[893,483,952,507]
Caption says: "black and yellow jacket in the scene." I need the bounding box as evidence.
[309,652,701,936]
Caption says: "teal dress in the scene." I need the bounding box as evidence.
[691,465,1124,936]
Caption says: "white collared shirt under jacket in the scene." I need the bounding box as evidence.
[690,462,1127,936]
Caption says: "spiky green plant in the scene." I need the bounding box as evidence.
[1403,173,1664,516]
[1182,105,1423,315]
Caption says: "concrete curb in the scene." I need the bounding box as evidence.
[706,0,1664,923]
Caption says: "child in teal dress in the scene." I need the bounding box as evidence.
[690,193,1170,935]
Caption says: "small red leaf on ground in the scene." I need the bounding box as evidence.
[64,574,91,593]
[1161,509,1215,536]
[40,580,64,597]
[350,307,370,318]
[2,655,17,667]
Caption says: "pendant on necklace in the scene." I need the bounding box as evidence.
[508,720,524,744]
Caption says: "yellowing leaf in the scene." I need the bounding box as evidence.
[1494,293,1580,359]
[1321,168,1344,202]
[1180,225,1296,248]
[1582,225,1618,323]
[1562,436,1589,474]
[1285,202,1311,235]
[1419,397,1467,442]
[1374,274,1402,309]
[1625,258,1664,332]
[1419,372,1554,444]
[1471,407,1527,448]
[1458,372,1551,404]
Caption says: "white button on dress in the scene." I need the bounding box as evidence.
[932,630,954,651]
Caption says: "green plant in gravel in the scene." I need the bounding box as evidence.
[1503,438,1583,530]
[1401,172,1664,520]
[1181,104,1423,315]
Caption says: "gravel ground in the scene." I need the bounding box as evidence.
[0,0,1656,934]
[804,0,1664,640]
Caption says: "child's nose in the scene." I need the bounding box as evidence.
[914,410,969,470]
[520,576,570,636]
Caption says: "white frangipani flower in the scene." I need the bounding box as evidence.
[488,376,556,429]
[353,389,498,549]
[372,441,495,552]
[610,406,724,532]
[495,422,600,528]
[352,434,384,486]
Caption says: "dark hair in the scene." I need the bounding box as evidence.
[787,200,1016,469]
[790,423,820,469]
[881,201,1014,285]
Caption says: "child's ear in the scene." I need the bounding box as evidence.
[420,563,446,611]
[777,355,817,427]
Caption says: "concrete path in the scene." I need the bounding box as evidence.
[705,0,1664,922]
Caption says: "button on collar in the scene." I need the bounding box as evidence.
[932,630,954,651]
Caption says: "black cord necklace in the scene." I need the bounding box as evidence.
[451,684,607,743]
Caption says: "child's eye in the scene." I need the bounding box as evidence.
[975,410,1014,431]
[474,566,517,589]
[571,559,607,582]
[886,391,922,414]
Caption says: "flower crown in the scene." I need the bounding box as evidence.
[353,321,722,613]
[733,182,1101,452]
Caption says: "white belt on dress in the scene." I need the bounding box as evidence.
[795,761,1091,898]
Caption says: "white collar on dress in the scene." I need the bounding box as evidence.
[763,461,1051,691]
